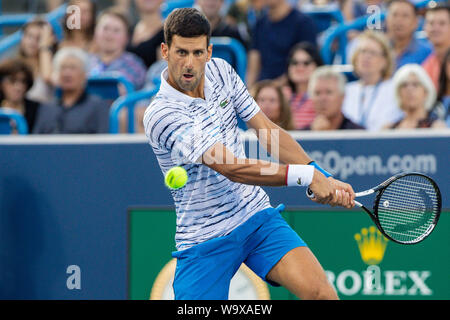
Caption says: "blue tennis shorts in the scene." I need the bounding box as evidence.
[171,204,307,300]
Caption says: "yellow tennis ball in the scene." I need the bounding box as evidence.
[165,166,188,190]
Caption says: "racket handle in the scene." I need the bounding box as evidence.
[306,187,363,207]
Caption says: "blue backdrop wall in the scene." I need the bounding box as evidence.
[0,131,448,299]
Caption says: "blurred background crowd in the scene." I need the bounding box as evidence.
[0,0,449,134]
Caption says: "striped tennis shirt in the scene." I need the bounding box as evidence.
[143,58,271,250]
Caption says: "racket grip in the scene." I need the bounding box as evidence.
[307,187,363,207]
[305,188,341,199]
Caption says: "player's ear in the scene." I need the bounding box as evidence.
[161,42,169,61]
[206,43,213,62]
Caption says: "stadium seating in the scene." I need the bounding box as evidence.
[87,74,135,102]
[0,4,67,58]
[211,36,247,81]
[109,87,159,134]
[303,7,344,34]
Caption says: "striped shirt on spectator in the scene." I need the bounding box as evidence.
[143,58,271,250]
[88,52,147,90]
[290,92,315,129]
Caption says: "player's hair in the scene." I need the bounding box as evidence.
[163,8,211,47]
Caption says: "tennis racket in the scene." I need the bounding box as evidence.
[306,172,442,245]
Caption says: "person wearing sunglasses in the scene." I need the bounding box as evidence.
[283,42,323,130]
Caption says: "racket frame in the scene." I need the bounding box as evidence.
[307,172,442,245]
[369,172,442,245]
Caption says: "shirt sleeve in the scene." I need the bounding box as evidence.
[222,59,260,122]
[144,104,221,164]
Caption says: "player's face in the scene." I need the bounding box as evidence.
[162,35,213,96]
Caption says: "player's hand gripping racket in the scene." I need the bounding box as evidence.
[306,172,441,244]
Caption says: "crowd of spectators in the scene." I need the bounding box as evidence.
[0,0,449,134]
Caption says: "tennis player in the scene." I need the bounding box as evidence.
[144,8,355,300]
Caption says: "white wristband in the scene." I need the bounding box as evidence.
[286,164,314,187]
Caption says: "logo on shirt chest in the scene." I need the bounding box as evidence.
[219,99,229,108]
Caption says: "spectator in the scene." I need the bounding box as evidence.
[0,58,40,133]
[385,63,446,129]
[386,0,432,70]
[283,42,323,129]
[246,0,318,87]
[342,30,403,131]
[127,0,165,68]
[33,47,110,134]
[59,0,97,51]
[306,66,364,130]
[432,48,450,127]
[251,80,294,130]
[196,0,249,50]
[422,3,450,89]
[226,0,265,46]
[89,7,147,90]
[18,19,56,104]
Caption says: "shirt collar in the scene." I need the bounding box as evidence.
[160,67,213,105]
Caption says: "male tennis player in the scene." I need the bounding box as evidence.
[144,8,355,300]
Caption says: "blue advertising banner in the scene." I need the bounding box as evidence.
[0,131,448,299]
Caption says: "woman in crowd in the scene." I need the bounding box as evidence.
[433,48,450,127]
[127,0,165,69]
[59,0,97,51]
[252,80,294,130]
[17,19,56,104]
[385,63,446,129]
[283,42,323,129]
[88,7,147,90]
[342,30,403,131]
[0,58,40,133]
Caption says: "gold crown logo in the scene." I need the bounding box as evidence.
[354,226,388,265]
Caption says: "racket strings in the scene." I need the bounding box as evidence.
[376,175,439,243]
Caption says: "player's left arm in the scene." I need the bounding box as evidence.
[246,110,355,200]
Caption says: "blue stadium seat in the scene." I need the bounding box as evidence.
[87,74,135,103]
[303,7,344,34]
[211,37,247,82]
[0,109,28,134]
[161,0,195,19]
[0,4,67,58]
[109,87,159,134]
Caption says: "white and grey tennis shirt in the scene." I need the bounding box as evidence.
[143,58,271,250]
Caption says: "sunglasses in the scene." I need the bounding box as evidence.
[289,59,314,67]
